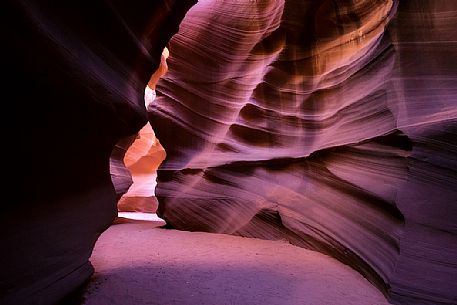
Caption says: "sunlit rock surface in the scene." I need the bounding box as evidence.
[113,123,166,213]
[2,1,196,305]
[152,0,457,304]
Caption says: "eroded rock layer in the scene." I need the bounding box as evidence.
[2,1,196,305]
[152,0,457,303]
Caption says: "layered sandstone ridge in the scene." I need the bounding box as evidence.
[152,1,457,304]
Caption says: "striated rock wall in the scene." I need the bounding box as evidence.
[385,1,457,303]
[2,1,196,305]
[152,0,457,303]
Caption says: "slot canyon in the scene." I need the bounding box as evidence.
[3,1,456,305]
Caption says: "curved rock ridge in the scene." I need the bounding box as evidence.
[3,1,196,305]
[151,0,457,304]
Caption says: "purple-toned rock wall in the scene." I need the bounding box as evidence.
[152,0,457,303]
[2,1,195,305]
[3,0,456,304]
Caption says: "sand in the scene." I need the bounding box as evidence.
[82,219,391,305]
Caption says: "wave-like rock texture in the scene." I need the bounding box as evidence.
[152,0,457,304]
[2,1,196,305]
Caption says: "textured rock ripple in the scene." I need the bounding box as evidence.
[151,1,457,304]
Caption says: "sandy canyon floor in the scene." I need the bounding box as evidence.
[81,217,390,305]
